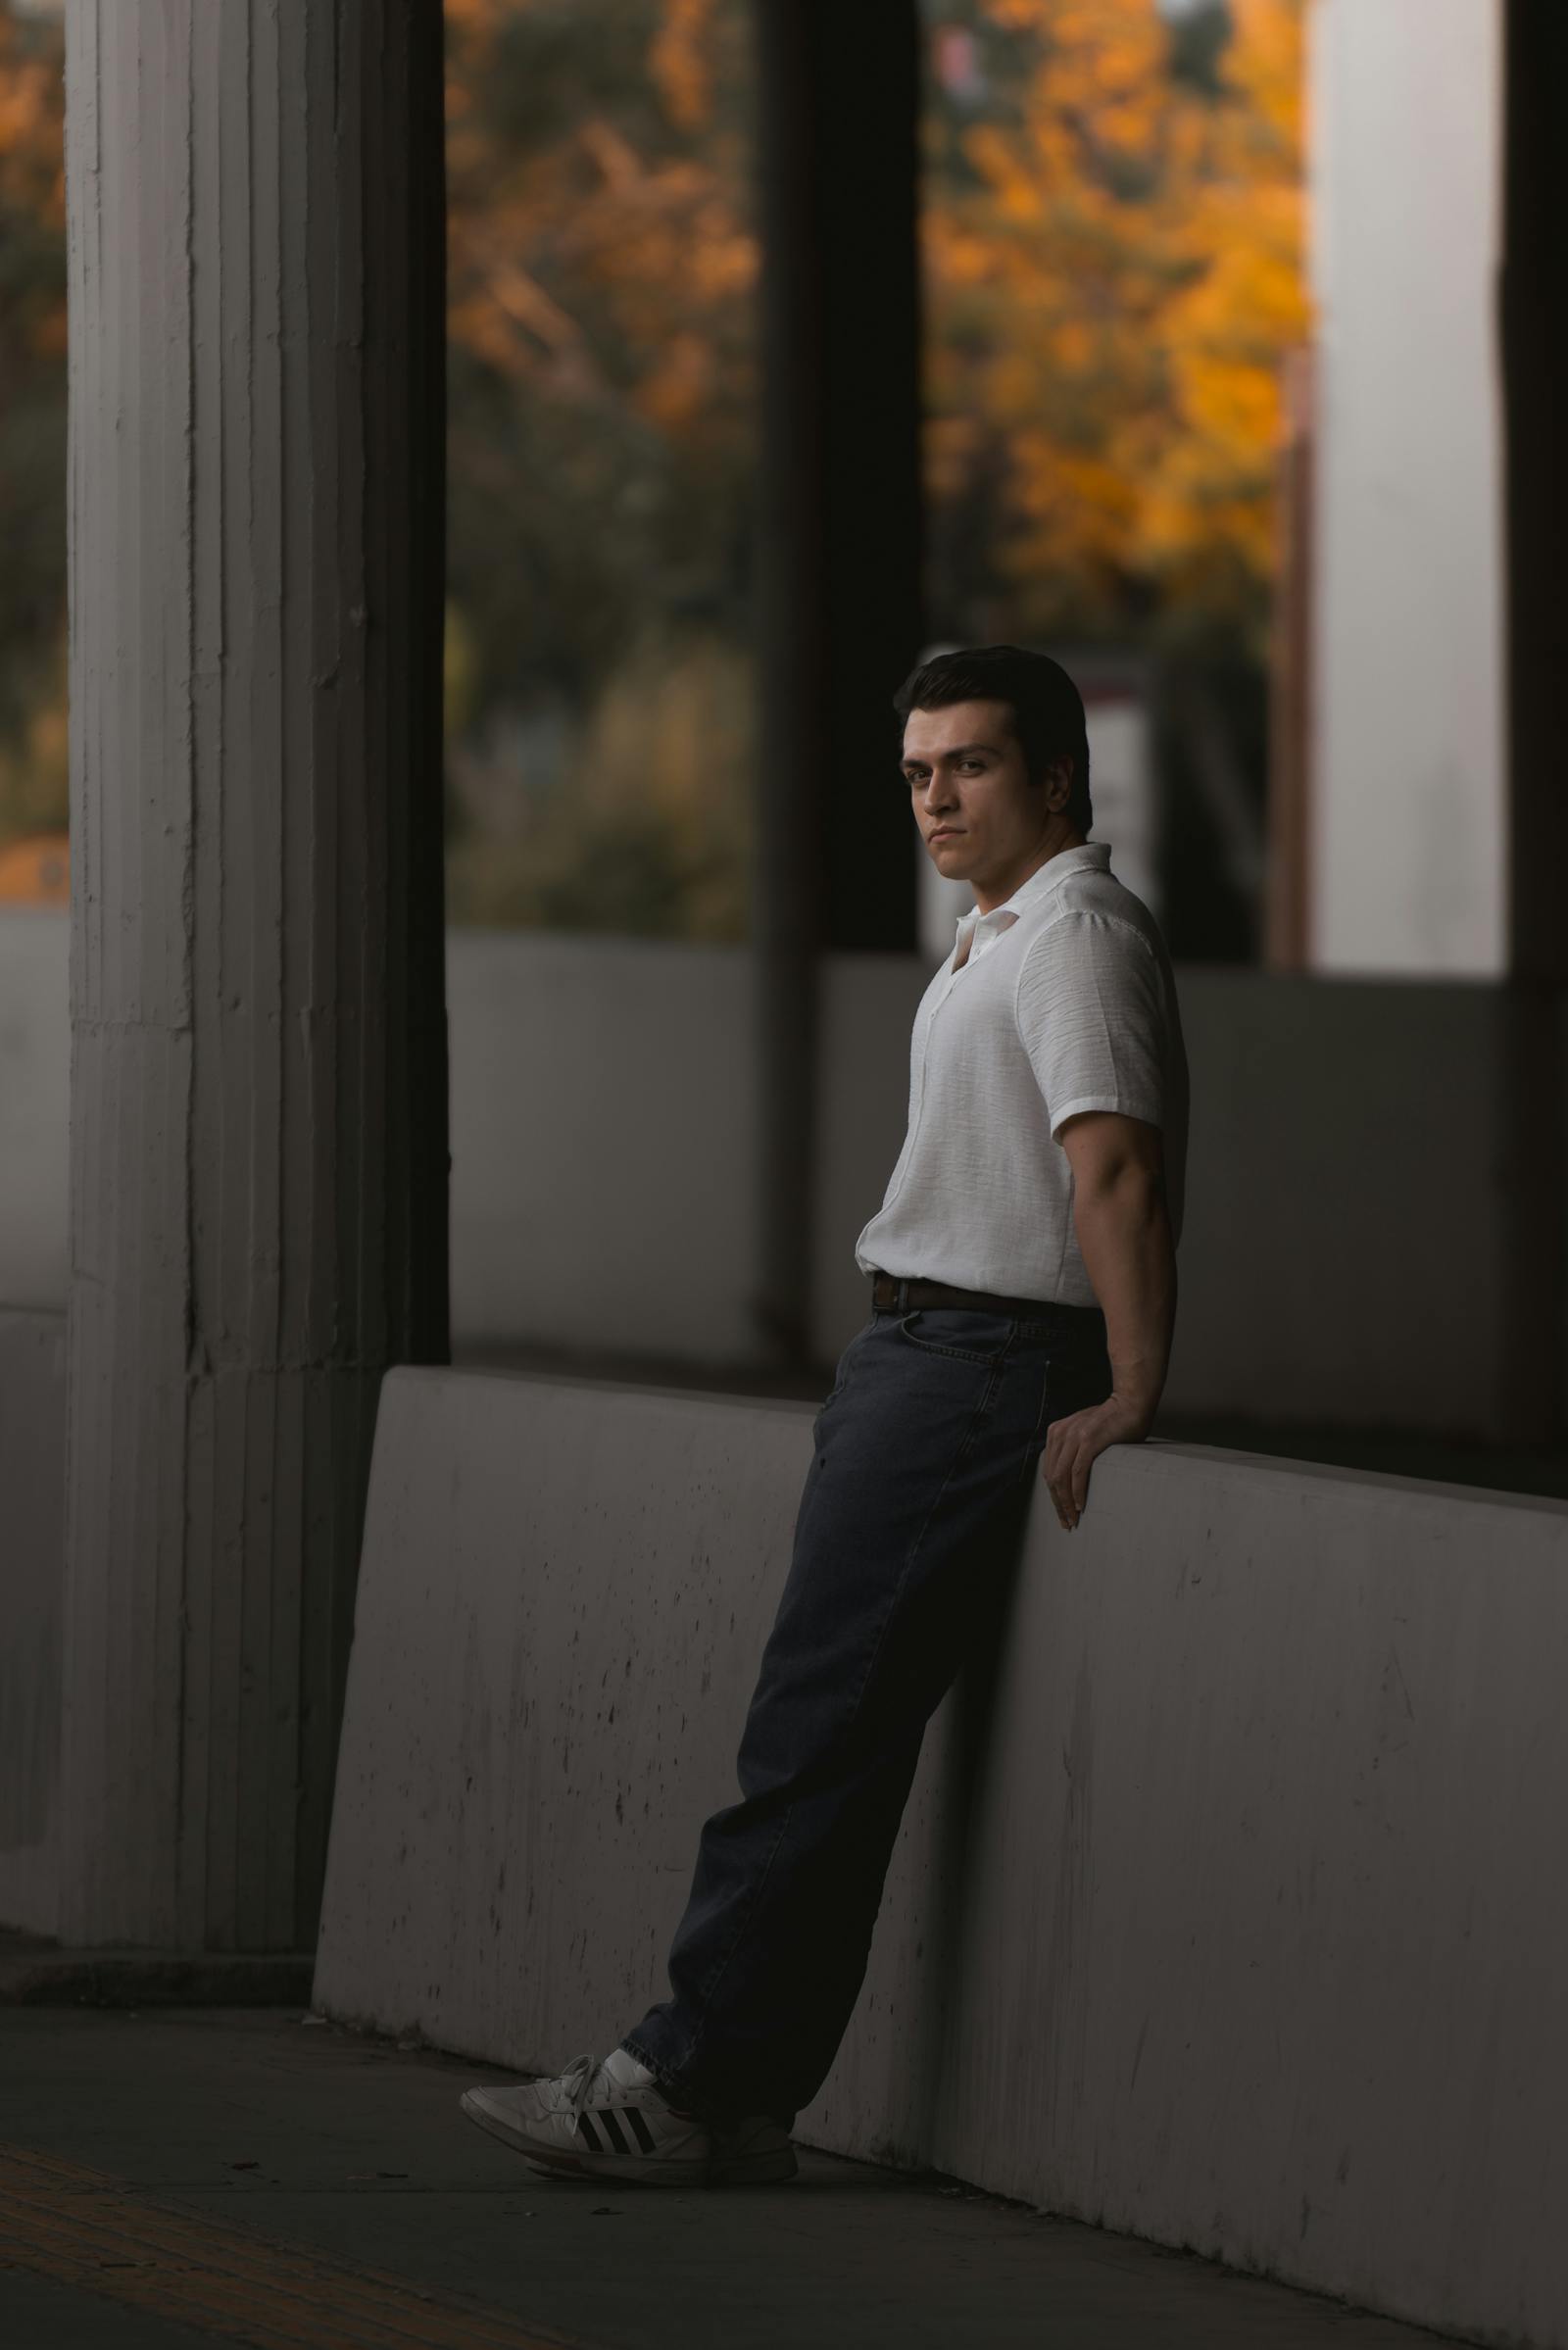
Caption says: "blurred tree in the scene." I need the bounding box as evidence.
[921,0,1307,956]
[924,0,1307,654]
[442,0,761,935]
[0,0,1305,950]
[0,0,67,853]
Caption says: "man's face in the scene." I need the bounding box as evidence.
[899,698,1073,890]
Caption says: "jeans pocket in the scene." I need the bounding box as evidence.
[895,1307,1014,1368]
[821,1317,874,1409]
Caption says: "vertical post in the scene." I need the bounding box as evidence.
[60,0,449,1951]
[1264,344,1314,972]
[1497,0,1567,1444]
[750,0,924,1366]
[1500,3,1568,992]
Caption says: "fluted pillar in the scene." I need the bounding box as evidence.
[61,0,449,1949]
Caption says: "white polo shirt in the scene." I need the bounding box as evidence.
[854,841,1188,1308]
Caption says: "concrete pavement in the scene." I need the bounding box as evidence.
[0,2007,1478,2350]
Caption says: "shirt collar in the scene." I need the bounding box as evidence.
[956,841,1110,932]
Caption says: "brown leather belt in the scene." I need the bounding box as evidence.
[868,1269,1102,1325]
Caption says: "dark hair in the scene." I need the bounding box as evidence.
[892,643,1092,835]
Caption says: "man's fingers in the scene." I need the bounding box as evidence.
[1041,1444,1067,1527]
[1041,1412,1097,1531]
[1042,1422,1080,1530]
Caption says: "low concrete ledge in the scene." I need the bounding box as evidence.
[316,1368,1568,2346]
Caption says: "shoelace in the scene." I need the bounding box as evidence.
[554,2049,714,2144]
[557,2050,612,2128]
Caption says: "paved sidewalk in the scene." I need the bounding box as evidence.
[0,2007,1479,2350]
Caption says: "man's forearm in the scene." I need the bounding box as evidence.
[1071,1170,1176,1433]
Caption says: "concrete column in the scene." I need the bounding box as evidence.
[61,0,449,1950]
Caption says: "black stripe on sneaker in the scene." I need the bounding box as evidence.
[576,2112,603,2153]
[624,2105,657,2154]
[598,2109,630,2157]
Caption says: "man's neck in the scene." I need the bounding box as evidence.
[970,829,1088,916]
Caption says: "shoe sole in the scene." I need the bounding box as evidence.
[460,2089,797,2188]
[460,2088,710,2186]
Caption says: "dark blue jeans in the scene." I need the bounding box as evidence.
[620,1289,1112,2132]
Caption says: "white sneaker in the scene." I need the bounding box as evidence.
[459,2047,796,2186]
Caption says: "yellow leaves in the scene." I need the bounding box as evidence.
[0,13,65,231]
[442,0,503,118]
[32,303,66,362]
[649,0,718,131]
[929,0,1310,630]
[0,622,69,845]
[1189,353,1281,449]
[1096,99,1156,158]
[0,74,46,153]
[443,0,1308,642]
[630,330,712,435]
[445,7,757,462]
[1223,0,1303,148]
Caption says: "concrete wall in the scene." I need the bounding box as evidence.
[0,910,69,1310]
[315,1367,1568,2345]
[819,956,1522,1437]
[450,928,760,1364]
[1308,0,1505,977]
[0,909,1546,1441]
[0,1310,67,1935]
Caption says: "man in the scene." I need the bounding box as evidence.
[460,643,1188,2186]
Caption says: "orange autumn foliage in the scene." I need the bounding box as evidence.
[928,0,1309,645]
[445,0,755,453]
[0,2,68,851]
[0,0,1308,880]
[444,0,1305,650]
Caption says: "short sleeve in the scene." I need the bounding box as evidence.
[1014,909,1167,1142]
